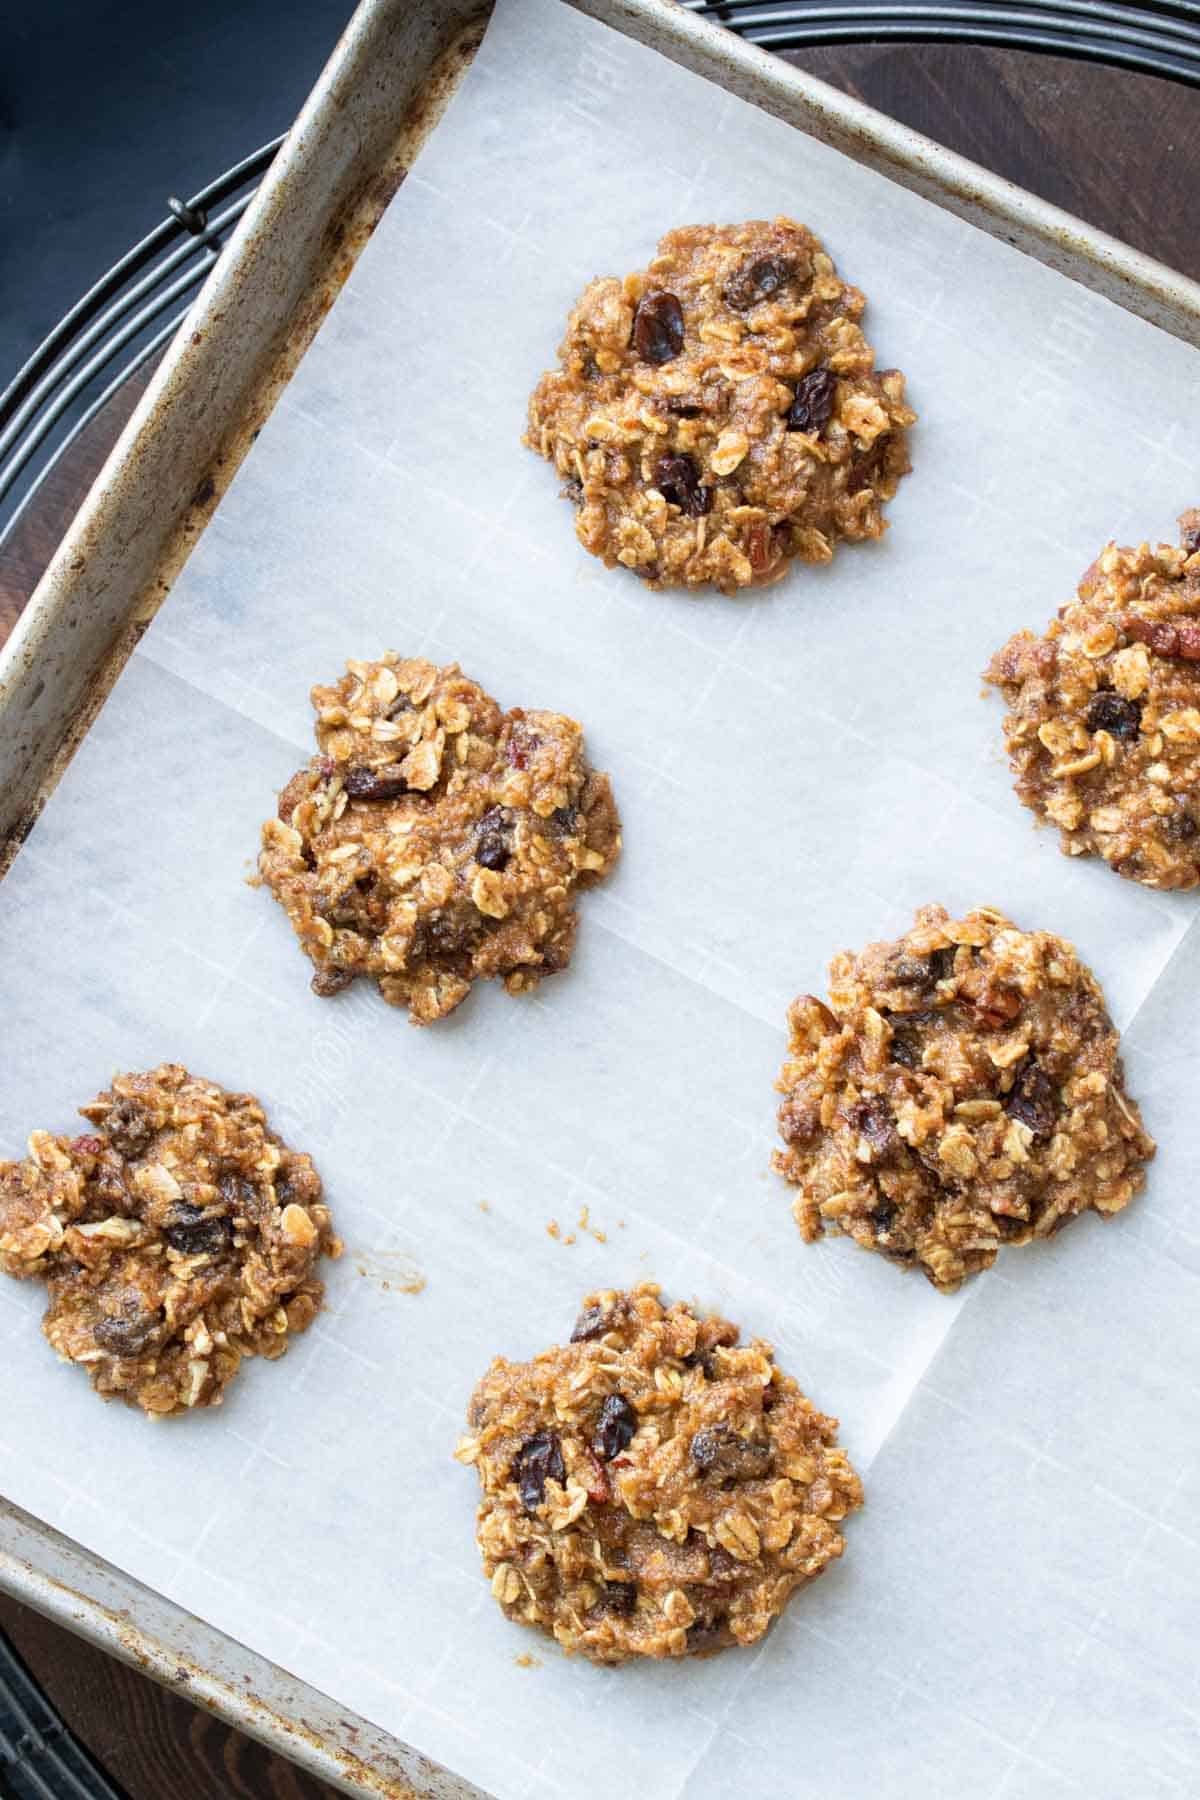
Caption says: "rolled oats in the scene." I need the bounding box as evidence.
[773,906,1154,1292]
[525,219,914,594]
[457,1283,862,1664]
[258,656,621,1024]
[0,1065,340,1416]
[985,512,1200,887]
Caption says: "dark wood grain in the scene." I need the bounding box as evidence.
[0,39,1195,1800]
[781,44,1199,281]
[0,1594,342,1800]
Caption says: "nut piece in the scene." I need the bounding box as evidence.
[985,512,1200,888]
[258,657,622,1024]
[525,217,915,595]
[774,905,1154,1292]
[0,1065,340,1416]
[460,1283,862,1664]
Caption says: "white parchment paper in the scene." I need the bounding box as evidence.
[2,2,1199,1794]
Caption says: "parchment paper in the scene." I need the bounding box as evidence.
[2,2,1198,1794]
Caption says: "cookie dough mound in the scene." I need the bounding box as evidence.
[0,1065,339,1415]
[258,656,621,1024]
[525,217,915,594]
[456,1283,862,1664]
[773,906,1154,1292]
[985,512,1200,888]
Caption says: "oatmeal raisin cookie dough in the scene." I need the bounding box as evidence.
[0,1064,339,1415]
[985,512,1200,888]
[457,1283,862,1664]
[258,655,621,1024]
[526,217,914,594]
[773,906,1154,1292]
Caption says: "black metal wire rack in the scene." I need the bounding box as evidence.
[1,1,1198,558]
[0,1630,126,1800]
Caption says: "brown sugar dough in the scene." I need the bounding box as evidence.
[773,906,1154,1293]
[0,1065,339,1416]
[258,655,621,1024]
[985,512,1200,889]
[456,1283,862,1664]
[525,217,915,594]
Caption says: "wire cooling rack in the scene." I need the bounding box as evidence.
[1,2,1198,556]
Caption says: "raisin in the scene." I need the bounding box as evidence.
[385,695,414,720]
[664,400,702,418]
[102,1101,154,1159]
[600,1581,638,1615]
[93,1310,159,1358]
[655,453,711,517]
[846,1098,897,1156]
[632,290,684,364]
[511,1431,565,1511]
[476,833,510,872]
[311,967,354,997]
[786,367,837,436]
[1004,1058,1057,1141]
[847,436,890,495]
[562,476,584,507]
[873,1200,897,1233]
[892,947,954,990]
[686,1619,733,1656]
[724,254,797,311]
[570,1304,610,1342]
[890,1031,918,1069]
[690,1425,772,1480]
[593,1394,637,1461]
[163,1203,232,1257]
[344,764,408,801]
[1164,808,1198,842]
[551,805,579,835]
[1086,691,1142,740]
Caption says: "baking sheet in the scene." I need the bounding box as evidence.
[2,0,1199,1793]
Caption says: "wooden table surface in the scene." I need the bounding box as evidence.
[0,39,1196,1800]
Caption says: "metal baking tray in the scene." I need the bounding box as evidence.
[2,1,1199,1792]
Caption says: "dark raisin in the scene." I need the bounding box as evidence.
[786,367,837,436]
[344,764,408,801]
[686,1619,733,1656]
[890,1031,918,1069]
[847,436,890,495]
[311,967,354,997]
[665,400,702,418]
[873,1200,897,1233]
[689,1425,772,1480]
[1085,691,1142,741]
[600,1581,638,1615]
[570,1304,610,1342]
[1164,808,1198,842]
[102,1101,154,1159]
[632,290,684,364]
[593,1394,638,1461]
[163,1203,232,1257]
[1004,1058,1057,1141]
[511,1431,565,1511]
[683,1348,718,1379]
[385,695,414,720]
[846,1098,897,1156]
[93,1310,159,1358]
[551,805,579,835]
[476,833,510,872]
[930,947,956,981]
[562,476,584,507]
[724,254,797,311]
[655,453,711,517]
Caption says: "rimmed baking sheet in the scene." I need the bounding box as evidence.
[1,1,1198,1796]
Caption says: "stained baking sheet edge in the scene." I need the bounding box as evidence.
[1,0,1199,1792]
